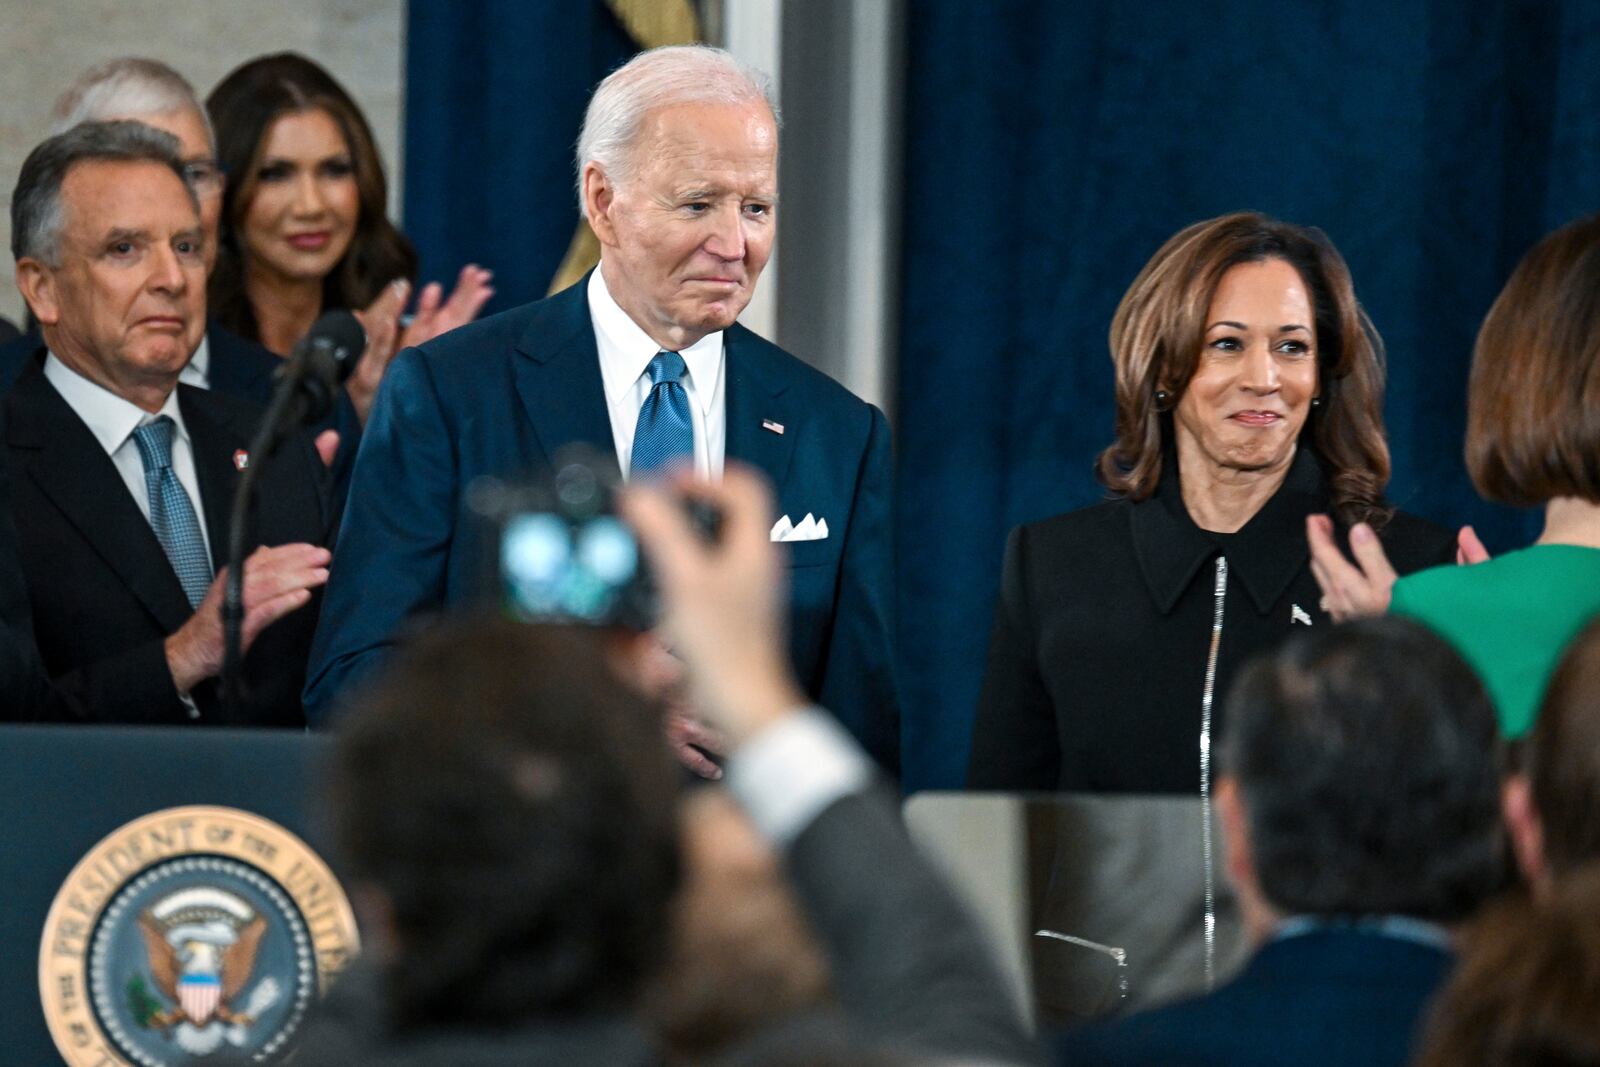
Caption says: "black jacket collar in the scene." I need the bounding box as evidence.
[1130,446,1329,616]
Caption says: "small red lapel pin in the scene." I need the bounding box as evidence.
[762,419,785,435]
[233,449,250,471]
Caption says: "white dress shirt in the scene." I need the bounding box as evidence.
[44,353,214,564]
[726,707,875,846]
[588,267,726,480]
[180,333,210,390]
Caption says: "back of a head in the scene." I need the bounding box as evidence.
[1526,618,1600,876]
[1467,212,1600,507]
[50,57,209,139]
[645,790,833,1064]
[1221,616,1505,922]
[328,618,681,1030]
[1415,861,1600,1067]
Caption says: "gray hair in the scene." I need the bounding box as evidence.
[50,57,215,151]
[11,120,193,265]
[576,44,779,217]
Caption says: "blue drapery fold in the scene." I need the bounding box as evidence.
[404,1,635,312]
[897,1,1600,791]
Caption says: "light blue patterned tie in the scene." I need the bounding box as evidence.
[131,416,212,608]
[630,350,694,479]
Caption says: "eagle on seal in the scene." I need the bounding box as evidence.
[138,909,267,1028]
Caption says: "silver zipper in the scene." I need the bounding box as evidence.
[1199,555,1228,989]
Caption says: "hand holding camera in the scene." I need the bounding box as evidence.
[620,464,808,748]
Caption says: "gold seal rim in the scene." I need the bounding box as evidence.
[37,803,359,1067]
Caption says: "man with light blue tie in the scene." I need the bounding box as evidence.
[3,121,331,724]
[304,44,899,773]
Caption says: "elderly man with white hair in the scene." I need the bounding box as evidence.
[303,45,899,774]
[0,57,281,405]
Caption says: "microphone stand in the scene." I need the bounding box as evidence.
[219,355,320,720]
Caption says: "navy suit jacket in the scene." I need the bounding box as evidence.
[1054,927,1453,1067]
[303,281,899,769]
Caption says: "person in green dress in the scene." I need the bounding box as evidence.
[1307,213,1600,737]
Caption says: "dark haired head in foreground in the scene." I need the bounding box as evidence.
[1220,615,1506,929]
[326,618,680,1030]
[1504,616,1600,891]
[1415,861,1600,1067]
[1059,617,1506,1067]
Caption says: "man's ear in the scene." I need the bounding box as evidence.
[15,258,61,326]
[1216,776,1253,890]
[350,882,400,964]
[582,163,619,249]
[1502,773,1549,893]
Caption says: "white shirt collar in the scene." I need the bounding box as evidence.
[43,352,190,457]
[181,332,210,389]
[588,267,723,416]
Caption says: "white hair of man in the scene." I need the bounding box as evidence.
[49,57,215,150]
[576,44,780,218]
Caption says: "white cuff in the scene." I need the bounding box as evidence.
[725,706,873,846]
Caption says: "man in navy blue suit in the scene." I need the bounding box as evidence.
[1057,618,1506,1067]
[304,44,898,772]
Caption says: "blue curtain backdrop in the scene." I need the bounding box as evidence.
[404,1,635,312]
[897,1,1600,791]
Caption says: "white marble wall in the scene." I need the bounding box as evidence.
[0,0,405,324]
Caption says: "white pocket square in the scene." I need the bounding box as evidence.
[771,513,829,542]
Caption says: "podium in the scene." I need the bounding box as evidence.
[0,726,348,1066]
[905,791,1248,1029]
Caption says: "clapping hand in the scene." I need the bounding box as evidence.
[348,265,495,423]
[399,264,495,349]
[1308,515,1489,622]
[164,543,331,693]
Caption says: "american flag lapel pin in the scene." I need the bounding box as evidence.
[761,418,785,435]
[233,449,250,471]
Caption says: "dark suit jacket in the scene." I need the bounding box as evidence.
[0,418,56,720]
[968,448,1457,793]
[3,362,331,725]
[302,280,899,768]
[1054,927,1453,1067]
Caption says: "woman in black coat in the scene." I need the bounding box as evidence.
[967,212,1458,796]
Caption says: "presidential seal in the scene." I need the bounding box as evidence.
[39,805,360,1066]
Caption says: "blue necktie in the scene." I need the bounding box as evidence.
[131,416,213,608]
[630,350,694,479]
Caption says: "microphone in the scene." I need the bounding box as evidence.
[268,309,365,431]
[220,309,364,720]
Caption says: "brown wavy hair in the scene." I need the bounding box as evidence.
[205,52,415,341]
[1466,213,1600,507]
[1097,212,1393,529]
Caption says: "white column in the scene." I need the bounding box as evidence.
[839,0,900,412]
[722,0,784,342]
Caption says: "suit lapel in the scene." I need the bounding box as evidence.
[724,324,796,490]
[512,281,616,467]
[180,386,242,570]
[6,367,195,633]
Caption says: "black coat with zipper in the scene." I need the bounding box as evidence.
[967,447,1456,794]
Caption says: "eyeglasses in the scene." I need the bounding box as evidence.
[181,159,225,196]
